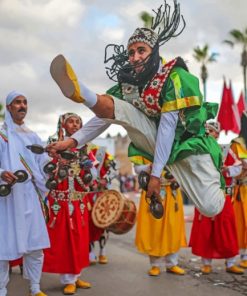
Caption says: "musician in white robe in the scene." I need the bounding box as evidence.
[0,91,50,296]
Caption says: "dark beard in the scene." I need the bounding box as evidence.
[117,45,160,87]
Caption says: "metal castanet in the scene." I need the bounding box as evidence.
[164,170,174,180]
[59,150,76,161]
[0,184,11,197]
[43,162,57,174]
[14,170,28,183]
[138,170,164,219]
[26,144,76,160]
[138,170,150,191]
[170,181,179,190]
[57,166,69,180]
[45,177,58,190]
[0,170,29,197]
[26,144,45,154]
[149,195,164,219]
[83,172,93,184]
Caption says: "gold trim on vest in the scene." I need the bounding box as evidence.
[161,96,201,112]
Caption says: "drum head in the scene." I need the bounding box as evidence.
[92,190,125,229]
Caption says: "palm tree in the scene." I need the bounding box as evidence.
[193,45,219,101]
[224,28,247,104]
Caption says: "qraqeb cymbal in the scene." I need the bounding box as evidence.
[43,162,57,174]
[138,170,164,219]
[26,144,76,160]
[149,196,164,219]
[45,177,58,190]
[14,170,28,183]
[0,184,11,197]
[26,144,45,154]
[0,170,29,197]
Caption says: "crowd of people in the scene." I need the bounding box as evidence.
[0,1,247,295]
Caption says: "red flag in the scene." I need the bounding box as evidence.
[217,80,240,134]
[237,91,246,117]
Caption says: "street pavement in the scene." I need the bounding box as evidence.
[7,193,247,296]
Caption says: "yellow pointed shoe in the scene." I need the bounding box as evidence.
[76,279,91,289]
[148,266,161,276]
[239,260,247,268]
[29,292,48,296]
[98,255,108,264]
[63,284,76,295]
[50,54,84,103]
[201,265,212,274]
[166,265,185,275]
[226,265,245,274]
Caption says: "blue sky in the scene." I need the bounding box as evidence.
[0,0,246,144]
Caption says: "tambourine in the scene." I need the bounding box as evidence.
[138,171,164,219]
[0,170,28,197]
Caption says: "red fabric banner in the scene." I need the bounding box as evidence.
[237,91,246,117]
[217,80,240,134]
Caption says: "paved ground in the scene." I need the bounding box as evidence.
[7,194,247,296]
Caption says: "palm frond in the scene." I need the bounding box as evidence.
[193,45,208,62]
[193,54,201,62]
[229,29,245,43]
[223,40,234,47]
[202,44,209,56]
[140,12,153,29]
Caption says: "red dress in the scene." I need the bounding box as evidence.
[189,149,239,259]
[43,148,96,274]
[189,196,239,258]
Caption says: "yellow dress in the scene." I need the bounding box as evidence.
[135,184,187,257]
[231,139,247,249]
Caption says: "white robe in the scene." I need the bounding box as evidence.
[0,123,50,260]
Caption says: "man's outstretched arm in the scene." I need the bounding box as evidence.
[147,111,178,198]
[72,116,111,147]
[47,116,110,153]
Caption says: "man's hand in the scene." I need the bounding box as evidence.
[146,175,161,198]
[1,171,18,184]
[46,138,77,157]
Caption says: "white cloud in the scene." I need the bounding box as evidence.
[100,28,125,42]
[0,0,246,144]
[0,0,85,27]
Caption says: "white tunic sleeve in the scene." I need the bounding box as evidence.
[134,164,151,174]
[227,165,242,177]
[151,111,179,178]
[72,116,111,146]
